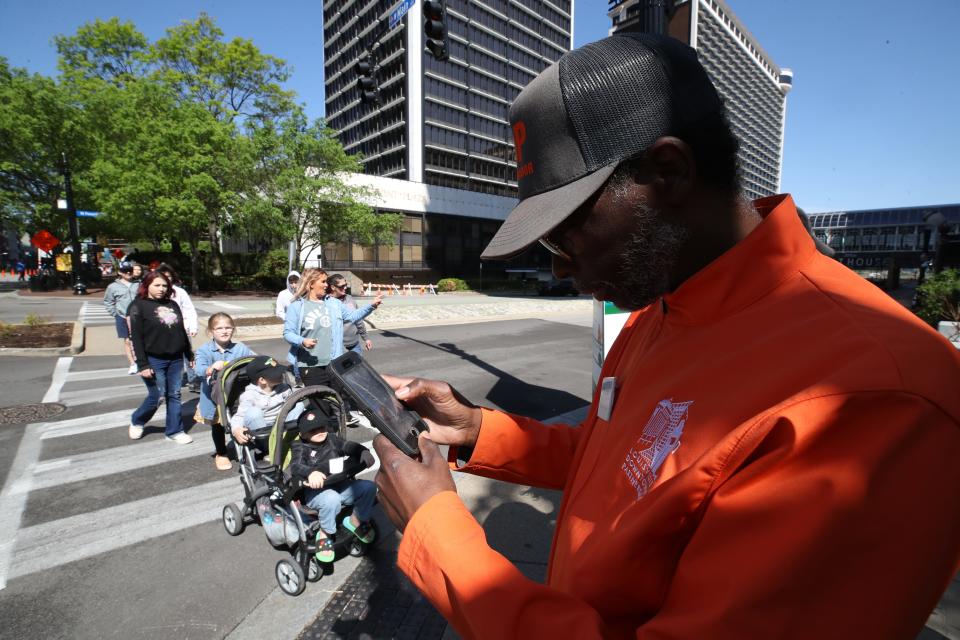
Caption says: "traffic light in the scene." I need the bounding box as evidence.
[423,0,449,61]
[356,54,380,106]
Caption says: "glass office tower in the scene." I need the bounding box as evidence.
[322,0,573,198]
[609,0,792,201]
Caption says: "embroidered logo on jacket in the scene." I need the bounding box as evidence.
[621,399,693,501]
[155,306,180,327]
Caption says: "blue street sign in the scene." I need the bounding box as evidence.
[76,210,99,218]
[390,0,415,29]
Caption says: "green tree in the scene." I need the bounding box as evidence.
[0,57,95,240]
[245,112,399,271]
[148,14,295,274]
[915,269,960,331]
[54,17,149,85]
[87,80,251,291]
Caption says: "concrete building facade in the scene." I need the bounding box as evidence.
[609,0,792,200]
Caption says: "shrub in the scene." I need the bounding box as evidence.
[915,269,960,328]
[24,314,49,327]
[254,249,293,280]
[437,277,470,292]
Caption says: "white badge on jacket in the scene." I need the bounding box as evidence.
[597,376,616,421]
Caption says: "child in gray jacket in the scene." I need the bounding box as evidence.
[102,262,138,374]
[229,356,304,453]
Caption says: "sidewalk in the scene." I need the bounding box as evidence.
[78,296,594,356]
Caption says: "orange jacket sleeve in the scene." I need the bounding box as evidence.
[449,407,586,491]
[399,392,960,640]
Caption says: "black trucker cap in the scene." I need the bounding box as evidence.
[481,33,723,260]
[245,356,285,384]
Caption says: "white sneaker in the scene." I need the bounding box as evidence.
[128,363,138,375]
[165,431,193,444]
[128,424,144,440]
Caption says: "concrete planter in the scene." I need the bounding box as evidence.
[0,321,85,356]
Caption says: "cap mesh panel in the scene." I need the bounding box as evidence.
[560,36,672,171]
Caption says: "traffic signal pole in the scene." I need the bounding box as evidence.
[59,153,82,280]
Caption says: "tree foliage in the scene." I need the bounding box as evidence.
[245,111,400,272]
[0,14,376,289]
[916,268,960,329]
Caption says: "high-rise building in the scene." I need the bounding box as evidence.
[609,0,792,200]
[322,0,573,198]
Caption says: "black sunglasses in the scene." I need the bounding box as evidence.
[331,283,348,290]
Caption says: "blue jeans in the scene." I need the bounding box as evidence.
[347,342,363,355]
[305,479,377,535]
[132,356,184,436]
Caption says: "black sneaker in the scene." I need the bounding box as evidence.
[188,380,200,393]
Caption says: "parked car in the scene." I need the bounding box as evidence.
[537,278,579,296]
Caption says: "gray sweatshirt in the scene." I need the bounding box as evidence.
[103,279,137,317]
[340,294,368,347]
[230,382,294,432]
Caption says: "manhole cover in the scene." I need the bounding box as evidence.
[0,403,67,426]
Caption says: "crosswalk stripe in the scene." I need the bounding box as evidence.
[40,407,166,440]
[79,301,115,326]
[65,367,131,382]
[10,478,238,580]
[207,301,245,309]
[0,422,43,590]
[58,384,145,405]
[42,357,73,404]
[29,435,205,490]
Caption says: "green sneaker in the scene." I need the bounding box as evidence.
[342,516,375,544]
[315,535,335,563]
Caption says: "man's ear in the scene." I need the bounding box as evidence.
[645,137,696,205]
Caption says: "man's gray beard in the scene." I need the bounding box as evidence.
[594,201,687,311]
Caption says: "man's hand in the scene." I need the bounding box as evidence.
[374,433,456,532]
[302,338,318,348]
[371,292,384,308]
[232,426,250,444]
[306,470,326,489]
[364,339,373,351]
[384,375,482,448]
[139,368,154,379]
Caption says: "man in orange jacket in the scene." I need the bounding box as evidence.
[373,33,960,639]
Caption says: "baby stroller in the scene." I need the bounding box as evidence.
[214,359,379,597]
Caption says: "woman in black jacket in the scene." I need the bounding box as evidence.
[127,270,194,444]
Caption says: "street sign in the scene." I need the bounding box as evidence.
[30,230,60,253]
[76,210,99,218]
[390,0,415,29]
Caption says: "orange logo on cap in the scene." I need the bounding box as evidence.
[513,121,534,180]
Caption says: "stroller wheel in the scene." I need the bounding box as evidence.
[348,540,366,557]
[307,556,322,582]
[276,558,306,596]
[222,504,244,536]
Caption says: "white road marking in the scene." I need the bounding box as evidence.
[39,407,165,440]
[32,459,72,473]
[58,384,145,406]
[64,367,131,382]
[207,301,245,310]
[29,436,207,490]
[0,422,43,590]
[42,357,73,404]
[78,301,115,326]
[10,479,238,580]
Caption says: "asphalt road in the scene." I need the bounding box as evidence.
[0,317,592,640]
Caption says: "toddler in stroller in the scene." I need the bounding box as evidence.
[289,408,378,563]
[217,360,379,596]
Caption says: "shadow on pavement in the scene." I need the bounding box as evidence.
[381,330,588,420]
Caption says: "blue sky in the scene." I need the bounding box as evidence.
[1,0,957,212]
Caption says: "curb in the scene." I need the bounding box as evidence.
[0,321,85,356]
